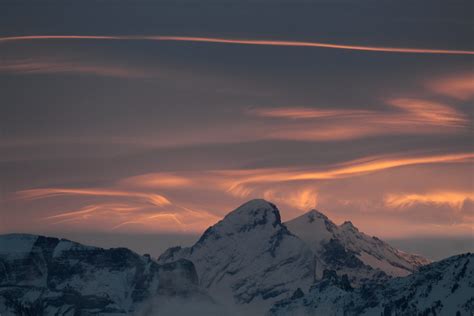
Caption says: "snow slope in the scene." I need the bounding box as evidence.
[158,199,314,314]
[286,210,429,284]
[0,234,204,315]
[269,253,474,316]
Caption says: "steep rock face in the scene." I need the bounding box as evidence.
[0,234,201,316]
[158,199,314,312]
[269,253,474,316]
[285,210,429,285]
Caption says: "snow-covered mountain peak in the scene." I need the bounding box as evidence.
[305,209,330,222]
[215,199,281,233]
[340,220,358,232]
[285,209,338,248]
[183,199,284,251]
[286,207,429,283]
[158,200,314,313]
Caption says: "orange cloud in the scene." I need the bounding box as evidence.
[119,173,193,188]
[15,153,473,206]
[45,203,142,220]
[39,200,219,233]
[9,151,474,236]
[248,107,373,119]
[427,73,474,100]
[111,212,184,230]
[16,188,171,207]
[106,205,220,232]
[384,192,474,210]
[248,98,468,142]
[267,124,384,142]
[387,98,468,128]
[221,152,474,188]
[1,35,473,55]
[263,187,318,210]
[294,152,474,180]
[2,98,468,152]
[15,186,221,232]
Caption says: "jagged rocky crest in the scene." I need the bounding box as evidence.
[286,209,430,285]
[269,253,474,316]
[0,234,205,315]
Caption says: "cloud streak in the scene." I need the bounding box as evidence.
[119,173,194,188]
[0,59,152,78]
[221,152,474,192]
[16,188,171,206]
[109,152,474,199]
[426,73,474,100]
[247,98,468,142]
[15,188,219,232]
[385,191,474,210]
[9,151,473,236]
[386,98,468,127]
[263,187,318,210]
[251,99,468,127]
[1,35,473,55]
[248,107,373,119]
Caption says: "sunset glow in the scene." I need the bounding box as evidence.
[1,2,472,244]
[384,192,474,210]
[427,73,474,100]
[8,151,472,235]
[16,188,172,207]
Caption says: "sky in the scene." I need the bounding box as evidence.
[0,0,473,258]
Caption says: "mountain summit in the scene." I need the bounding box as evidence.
[204,199,282,233]
[158,200,431,312]
[286,209,429,285]
[158,199,314,313]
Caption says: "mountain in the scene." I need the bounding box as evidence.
[0,200,455,316]
[0,234,205,316]
[157,200,431,313]
[285,210,429,285]
[269,253,474,316]
[157,199,315,314]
